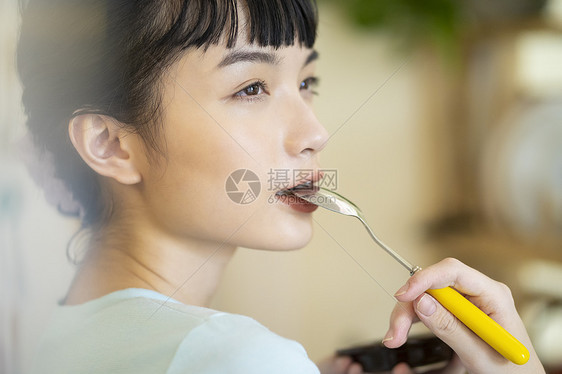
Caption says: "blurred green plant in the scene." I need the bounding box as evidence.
[320,0,464,56]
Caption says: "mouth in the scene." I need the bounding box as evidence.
[275,169,324,196]
[274,178,320,213]
[276,180,315,196]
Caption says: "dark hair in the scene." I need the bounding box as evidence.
[17,0,318,227]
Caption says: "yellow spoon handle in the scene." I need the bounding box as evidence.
[426,287,530,365]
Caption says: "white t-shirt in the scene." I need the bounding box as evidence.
[31,288,320,374]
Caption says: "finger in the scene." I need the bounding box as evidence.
[394,258,518,323]
[413,292,507,373]
[382,301,418,348]
[391,362,414,374]
[316,355,352,374]
[347,363,363,374]
[392,355,464,374]
[395,258,509,305]
[395,258,531,351]
[333,356,353,371]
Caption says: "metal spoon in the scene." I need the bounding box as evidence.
[287,186,530,366]
[290,187,420,276]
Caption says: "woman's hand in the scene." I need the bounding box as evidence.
[383,258,545,374]
[316,355,364,374]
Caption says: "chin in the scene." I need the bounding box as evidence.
[232,212,314,251]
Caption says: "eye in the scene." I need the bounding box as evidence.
[234,80,268,100]
[300,77,319,95]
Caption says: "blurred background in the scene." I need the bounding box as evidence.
[2,0,562,373]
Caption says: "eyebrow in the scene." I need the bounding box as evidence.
[217,49,319,69]
[304,50,319,67]
[217,50,281,68]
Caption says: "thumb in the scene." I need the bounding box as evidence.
[415,293,459,333]
[413,293,503,372]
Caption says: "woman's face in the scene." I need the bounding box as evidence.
[136,39,328,251]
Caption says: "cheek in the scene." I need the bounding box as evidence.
[141,133,268,240]
[144,97,309,247]
[141,154,315,250]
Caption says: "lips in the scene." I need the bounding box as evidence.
[276,180,314,196]
[274,192,318,212]
[275,170,323,196]
[274,171,322,213]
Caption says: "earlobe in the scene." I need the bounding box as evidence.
[69,114,142,185]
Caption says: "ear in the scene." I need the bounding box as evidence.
[69,114,142,185]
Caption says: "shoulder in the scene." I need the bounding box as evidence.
[31,289,227,373]
[167,313,320,374]
[32,289,319,374]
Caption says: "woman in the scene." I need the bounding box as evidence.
[18,1,545,373]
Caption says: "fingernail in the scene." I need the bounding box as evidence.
[334,356,350,367]
[382,332,393,344]
[417,294,436,316]
[394,283,409,297]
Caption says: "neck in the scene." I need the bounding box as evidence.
[64,223,236,308]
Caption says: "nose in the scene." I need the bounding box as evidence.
[285,101,330,158]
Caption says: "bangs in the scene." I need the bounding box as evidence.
[167,0,318,49]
